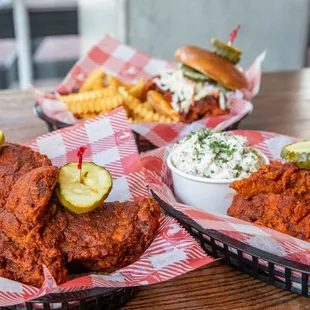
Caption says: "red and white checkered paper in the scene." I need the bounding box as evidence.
[0,107,214,307]
[142,130,310,267]
[32,34,266,147]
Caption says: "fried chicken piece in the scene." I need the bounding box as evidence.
[56,197,161,273]
[0,167,67,287]
[228,192,310,241]
[0,143,161,287]
[0,143,51,208]
[146,79,228,123]
[230,161,310,199]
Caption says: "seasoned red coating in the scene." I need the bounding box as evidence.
[145,79,228,123]
[228,161,310,242]
[0,167,67,287]
[0,144,161,287]
[230,161,310,199]
[54,197,161,273]
[0,144,160,287]
[228,192,310,241]
[0,143,51,208]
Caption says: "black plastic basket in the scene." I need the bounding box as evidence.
[34,104,244,153]
[151,191,310,298]
[0,287,137,310]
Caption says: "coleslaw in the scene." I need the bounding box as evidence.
[170,129,264,179]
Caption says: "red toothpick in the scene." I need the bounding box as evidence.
[229,24,240,45]
[77,146,87,183]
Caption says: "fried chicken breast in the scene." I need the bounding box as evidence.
[228,161,310,242]
[56,197,161,273]
[0,144,161,287]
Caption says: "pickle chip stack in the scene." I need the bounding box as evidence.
[211,38,243,64]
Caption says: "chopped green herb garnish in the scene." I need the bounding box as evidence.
[173,129,264,179]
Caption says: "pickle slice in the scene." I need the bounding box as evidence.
[57,162,113,214]
[0,131,5,145]
[280,141,310,169]
[180,64,210,82]
[210,38,242,64]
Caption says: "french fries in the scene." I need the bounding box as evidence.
[80,69,105,92]
[59,69,180,124]
[147,90,180,122]
[107,74,122,89]
[127,78,145,99]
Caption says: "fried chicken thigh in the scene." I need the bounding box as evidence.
[0,143,52,208]
[58,198,160,273]
[228,161,310,242]
[229,192,310,241]
[0,166,67,287]
[0,144,160,287]
[230,161,310,199]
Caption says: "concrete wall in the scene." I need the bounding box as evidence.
[78,0,127,55]
[78,0,310,72]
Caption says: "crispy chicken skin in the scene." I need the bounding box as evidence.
[57,197,161,273]
[0,167,67,287]
[228,193,310,241]
[0,144,161,287]
[146,79,228,123]
[228,161,310,242]
[0,143,51,208]
[230,161,310,199]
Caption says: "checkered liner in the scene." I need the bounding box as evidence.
[142,130,310,266]
[0,107,214,306]
[32,34,266,147]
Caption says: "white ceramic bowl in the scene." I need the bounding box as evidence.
[167,150,269,215]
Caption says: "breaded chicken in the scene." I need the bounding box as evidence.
[0,166,67,287]
[0,144,161,287]
[228,192,310,241]
[52,197,161,273]
[230,161,310,199]
[228,161,310,242]
[0,143,51,208]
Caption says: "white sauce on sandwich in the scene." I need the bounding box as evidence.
[153,69,226,113]
[171,129,263,179]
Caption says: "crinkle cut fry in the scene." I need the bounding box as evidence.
[80,69,105,92]
[61,89,123,114]
[60,86,117,103]
[119,87,176,123]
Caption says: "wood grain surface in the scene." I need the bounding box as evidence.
[1,70,310,309]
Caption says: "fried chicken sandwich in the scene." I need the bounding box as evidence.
[146,29,249,123]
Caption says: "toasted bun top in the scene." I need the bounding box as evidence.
[175,46,249,90]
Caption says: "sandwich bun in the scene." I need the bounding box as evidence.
[175,46,249,91]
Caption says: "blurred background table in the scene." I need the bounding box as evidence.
[1,69,310,308]
[1,0,310,90]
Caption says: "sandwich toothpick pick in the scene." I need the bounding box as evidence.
[228,24,241,46]
[77,146,87,183]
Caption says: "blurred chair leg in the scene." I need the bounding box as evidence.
[12,0,33,89]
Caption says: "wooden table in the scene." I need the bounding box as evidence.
[1,70,310,309]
